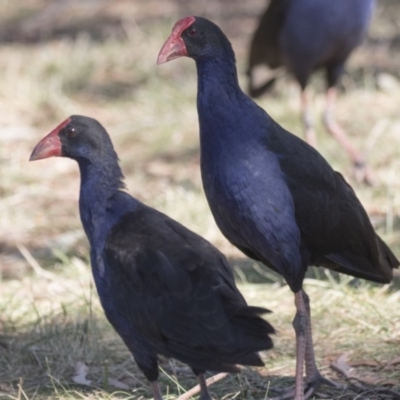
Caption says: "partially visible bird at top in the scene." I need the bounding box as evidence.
[29,115,275,400]
[247,0,376,184]
[157,16,398,400]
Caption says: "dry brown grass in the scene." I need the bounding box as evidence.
[1,1,400,399]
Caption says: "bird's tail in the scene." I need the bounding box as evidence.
[375,234,399,282]
[230,305,275,351]
[207,307,274,370]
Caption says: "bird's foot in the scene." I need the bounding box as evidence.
[268,373,344,400]
[268,385,315,400]
[353,161,374,186]
[331,355,400,398]
[306,370,345,391]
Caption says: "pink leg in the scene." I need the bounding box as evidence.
[293,290,307,400]
[303,291,319,383]
[271,291,343,400]
[269,291,307,400]
[303,291,343,391]
[323,87,373,185]
[301,90,317,147]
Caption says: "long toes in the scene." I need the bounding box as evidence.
[335,375,400,399]
[268,386,315,400]
[315,375,345,389]
[307,372,345,390]
[268,387,296,400]
[268,375,346,400]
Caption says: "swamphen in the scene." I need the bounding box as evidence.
[29,116,275,400]
[158,16,399,400]
[247,0,376,184]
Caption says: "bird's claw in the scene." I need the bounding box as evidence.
[310,374,344,389]
[267,385,314,400]
[267,373,344,400]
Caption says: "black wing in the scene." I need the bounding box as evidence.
[269,124,398,282]
[103,206,274,372]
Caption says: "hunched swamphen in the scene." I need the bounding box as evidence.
[247,0,376,184]
[157,16,398,400]
[29,115,275,400]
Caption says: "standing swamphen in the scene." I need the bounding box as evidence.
[247,0,376,184]
[157,16,399,400]
[29,116,275,400]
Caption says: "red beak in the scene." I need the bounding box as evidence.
[157,16,195,64]
[29,118,71,161]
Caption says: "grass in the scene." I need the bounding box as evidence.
[0,0,400,399]
[1,270,400,399]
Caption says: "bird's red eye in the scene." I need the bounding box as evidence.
[188,27,197,36]
[66,127,77,137]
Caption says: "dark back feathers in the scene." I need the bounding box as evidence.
[101,206,274,373]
